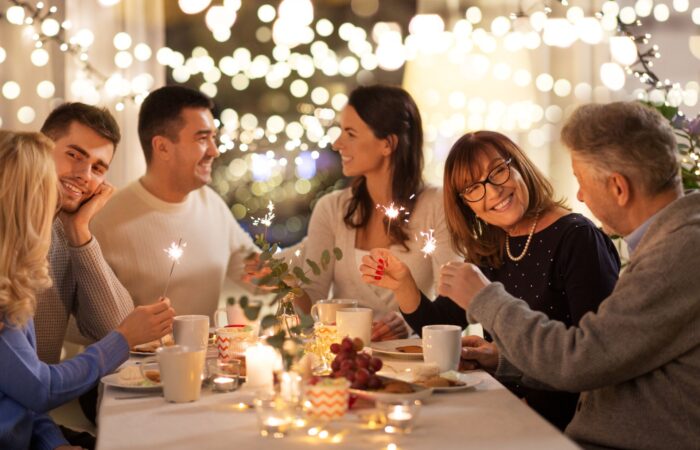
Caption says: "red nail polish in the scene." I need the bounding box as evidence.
[376,270,384,276]
[374,275,382,280]
[378,258,384,264]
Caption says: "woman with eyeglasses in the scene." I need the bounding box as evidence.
[359,130,620,430]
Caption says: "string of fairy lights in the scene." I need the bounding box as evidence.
[1,0,699,234]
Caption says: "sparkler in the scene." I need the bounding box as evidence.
[252,200,275,227]
[419,229,437,257]
[162,238,186,298]
[377,202,405,235]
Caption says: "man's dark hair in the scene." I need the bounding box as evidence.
[138,85,214,163]
[40,102,121,150]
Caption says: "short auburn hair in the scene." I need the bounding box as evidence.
[444,131,566,268]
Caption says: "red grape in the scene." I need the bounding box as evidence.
[330,343,341,354]
[369,357,383,372]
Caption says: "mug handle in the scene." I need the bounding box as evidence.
[310,303,320,322]
[214,308,228,328]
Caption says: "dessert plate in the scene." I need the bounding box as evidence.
[370,338,423,359]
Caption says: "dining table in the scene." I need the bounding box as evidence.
[95,353,580,450]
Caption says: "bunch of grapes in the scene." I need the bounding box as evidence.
[329,337,384,390]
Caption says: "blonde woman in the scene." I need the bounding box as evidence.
[0,131,174,449]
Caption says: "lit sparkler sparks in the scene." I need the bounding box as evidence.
[377,202,405,235]
[419,229,437,257]
[252,200,275,227]
[162,238,186,297]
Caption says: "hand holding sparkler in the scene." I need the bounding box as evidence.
[359,248,422,312]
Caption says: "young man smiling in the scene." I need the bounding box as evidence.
[35,103,135,365]
[92,86,258,319]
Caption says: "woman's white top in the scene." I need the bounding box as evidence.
[283,185,462,317]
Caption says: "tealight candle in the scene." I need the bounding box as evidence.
[212,376,235,392]
[387,406,413,422]
[379,400,421,434]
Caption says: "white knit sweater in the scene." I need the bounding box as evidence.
[284,185,463,319]
[91,180,258,319]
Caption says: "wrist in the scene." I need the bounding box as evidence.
[63,221,92,247]
[394,281,421,314]
[116,327,135,349]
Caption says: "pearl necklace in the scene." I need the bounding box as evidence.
[505,211,540,262]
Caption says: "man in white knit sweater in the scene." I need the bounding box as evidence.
[92,86,258,319]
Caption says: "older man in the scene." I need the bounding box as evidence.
[368,102,700,449]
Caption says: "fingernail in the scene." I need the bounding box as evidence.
[374,275,382,280]
[375,270,384,276]
[378,258,384,264]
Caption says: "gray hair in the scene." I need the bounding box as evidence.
[561,101,680,195]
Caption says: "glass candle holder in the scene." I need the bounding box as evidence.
[304,323,339,375]
[254,396,294,438]
[207,359,240,393]
[377,400,422,434]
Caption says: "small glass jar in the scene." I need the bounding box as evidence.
[377,400,422,434]
[206,358,240,393]
[254,396,294,438]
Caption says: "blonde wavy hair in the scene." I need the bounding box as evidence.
[0,131,57,330]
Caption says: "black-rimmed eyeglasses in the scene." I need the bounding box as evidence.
[459,158,513,202]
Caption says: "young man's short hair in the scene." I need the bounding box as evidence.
[137,86,215,163]
[41,102,121,150]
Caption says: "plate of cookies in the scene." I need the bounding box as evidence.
[101,365,162,391]
[370,338,423,359]
[349,376,433,402]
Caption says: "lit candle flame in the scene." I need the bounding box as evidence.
[419,229,436,257]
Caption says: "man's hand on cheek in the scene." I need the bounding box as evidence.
[60,182,114,247]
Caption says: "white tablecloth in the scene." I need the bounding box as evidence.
[96,358,579,450]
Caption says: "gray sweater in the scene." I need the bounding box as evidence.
[469,192,700,450]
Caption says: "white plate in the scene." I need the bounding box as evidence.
[101,372,162,391]
[430,372,482,393]
[349,377,433,402]
[370,338,423,359]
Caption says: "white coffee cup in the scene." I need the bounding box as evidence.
[214,299,263,330]
[310,298,358,324]
[422,325,462,372]
[173,315,210,349]
[336,307,373,346]
[154,345,206,403]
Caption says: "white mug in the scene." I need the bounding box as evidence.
[422,325,462,372]
[336,307,373,347]
[173,315,210,349]
[310,298,358,324]
[153,345,206,403]
[214,300,262,332]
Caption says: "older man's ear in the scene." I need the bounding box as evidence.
[608,172,632,207]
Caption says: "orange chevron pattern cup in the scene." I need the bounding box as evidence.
[216,325,256,361]
[304,378,350,420]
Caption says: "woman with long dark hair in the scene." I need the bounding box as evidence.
[360,130,620,428]
[293,84,461,341]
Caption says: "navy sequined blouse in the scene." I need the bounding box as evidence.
[403,213,621,429]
